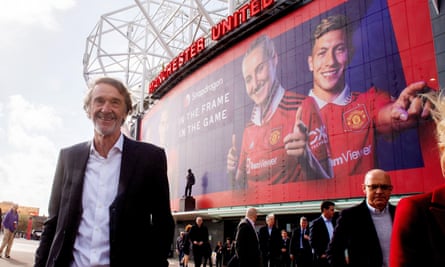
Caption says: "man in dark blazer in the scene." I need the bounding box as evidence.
[235,207,261,267]
[189,216,209,267]
[327,169,395,267]
[309,201,336,267]
[258,213,282,267]
[279,229,291,267]
[34,77,174,267]
[290,216,312,267]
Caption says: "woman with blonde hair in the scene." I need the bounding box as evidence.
[390,90,445,266]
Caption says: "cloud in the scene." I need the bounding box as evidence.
[0,95,63,214]
[8,95,62,148]
[0,0,76,30]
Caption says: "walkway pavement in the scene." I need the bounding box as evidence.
[0,237,38,267]
[0,236,197,267]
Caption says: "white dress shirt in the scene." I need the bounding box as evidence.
[71,135,123,267]
[322,214,334,240]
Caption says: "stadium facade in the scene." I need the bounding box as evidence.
[84,0,445,247]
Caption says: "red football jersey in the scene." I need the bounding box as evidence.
[236,90,331,187]
[319,87,391,178]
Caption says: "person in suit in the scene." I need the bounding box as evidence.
[309,201,336,267]
[259,213,282,267]
[390,91,445,267]
[326,169,395,267]
[278,230,291,267]
[290,216,312,267]
[189,216,210,267]
[34,77,175,267]
[235,207,261,267]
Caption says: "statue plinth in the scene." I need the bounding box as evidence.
[180,196,196,211]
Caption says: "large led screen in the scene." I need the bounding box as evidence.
[141,0,443,211]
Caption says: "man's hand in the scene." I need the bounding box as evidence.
[227,134,238,173]
[391,81,432,121]
[284,107,308,158]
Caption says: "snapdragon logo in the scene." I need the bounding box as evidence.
[190,78,224,101]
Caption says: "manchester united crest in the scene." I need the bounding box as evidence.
[343,104,370,131]
[269,128,281,145]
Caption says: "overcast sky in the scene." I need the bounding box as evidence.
[0,0,134,215]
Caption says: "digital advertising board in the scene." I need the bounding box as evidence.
[141,0,443,212]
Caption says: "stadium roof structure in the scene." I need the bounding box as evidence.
[83,0,305,137]
[83,0,244,117]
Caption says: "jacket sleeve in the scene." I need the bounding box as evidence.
[390,196,426,267]
[34,149,65,267]
[326,211,349,267]
[151,148,175,267]
[289,229,298,256]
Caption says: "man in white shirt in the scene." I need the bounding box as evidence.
[309,200,336,267]
[35,77,174,267]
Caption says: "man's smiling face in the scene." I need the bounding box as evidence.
[308,29,349,100]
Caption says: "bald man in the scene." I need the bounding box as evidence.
[326,169,396,267]
[234,207,261,267]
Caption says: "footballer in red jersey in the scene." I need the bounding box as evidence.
[307,15,431,178]
[237,87,331,187]
[227,35,333,188]
[310,86,390,178]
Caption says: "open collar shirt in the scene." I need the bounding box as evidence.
[309,84,351,109]
[71,134,123,267]
[322,214,334,240]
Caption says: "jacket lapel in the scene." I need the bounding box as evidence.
[430,184,445,236]
[71,141,92,212]
[116,136,137,196]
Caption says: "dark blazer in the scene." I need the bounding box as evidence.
[34,136,174,267]
[326,200,395,267]
[258,225,282,261]
[390,184,445,267]
[235,218,261,267]
[290,227,311,256]
[290,226,312,266]
[309,215,335,261]
[279,236,291,265]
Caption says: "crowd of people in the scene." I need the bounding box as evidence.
[210,164,444,267]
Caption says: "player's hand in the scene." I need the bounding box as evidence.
[284,107,308,158]
[391,81,432,121]
[227,134,238,173]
